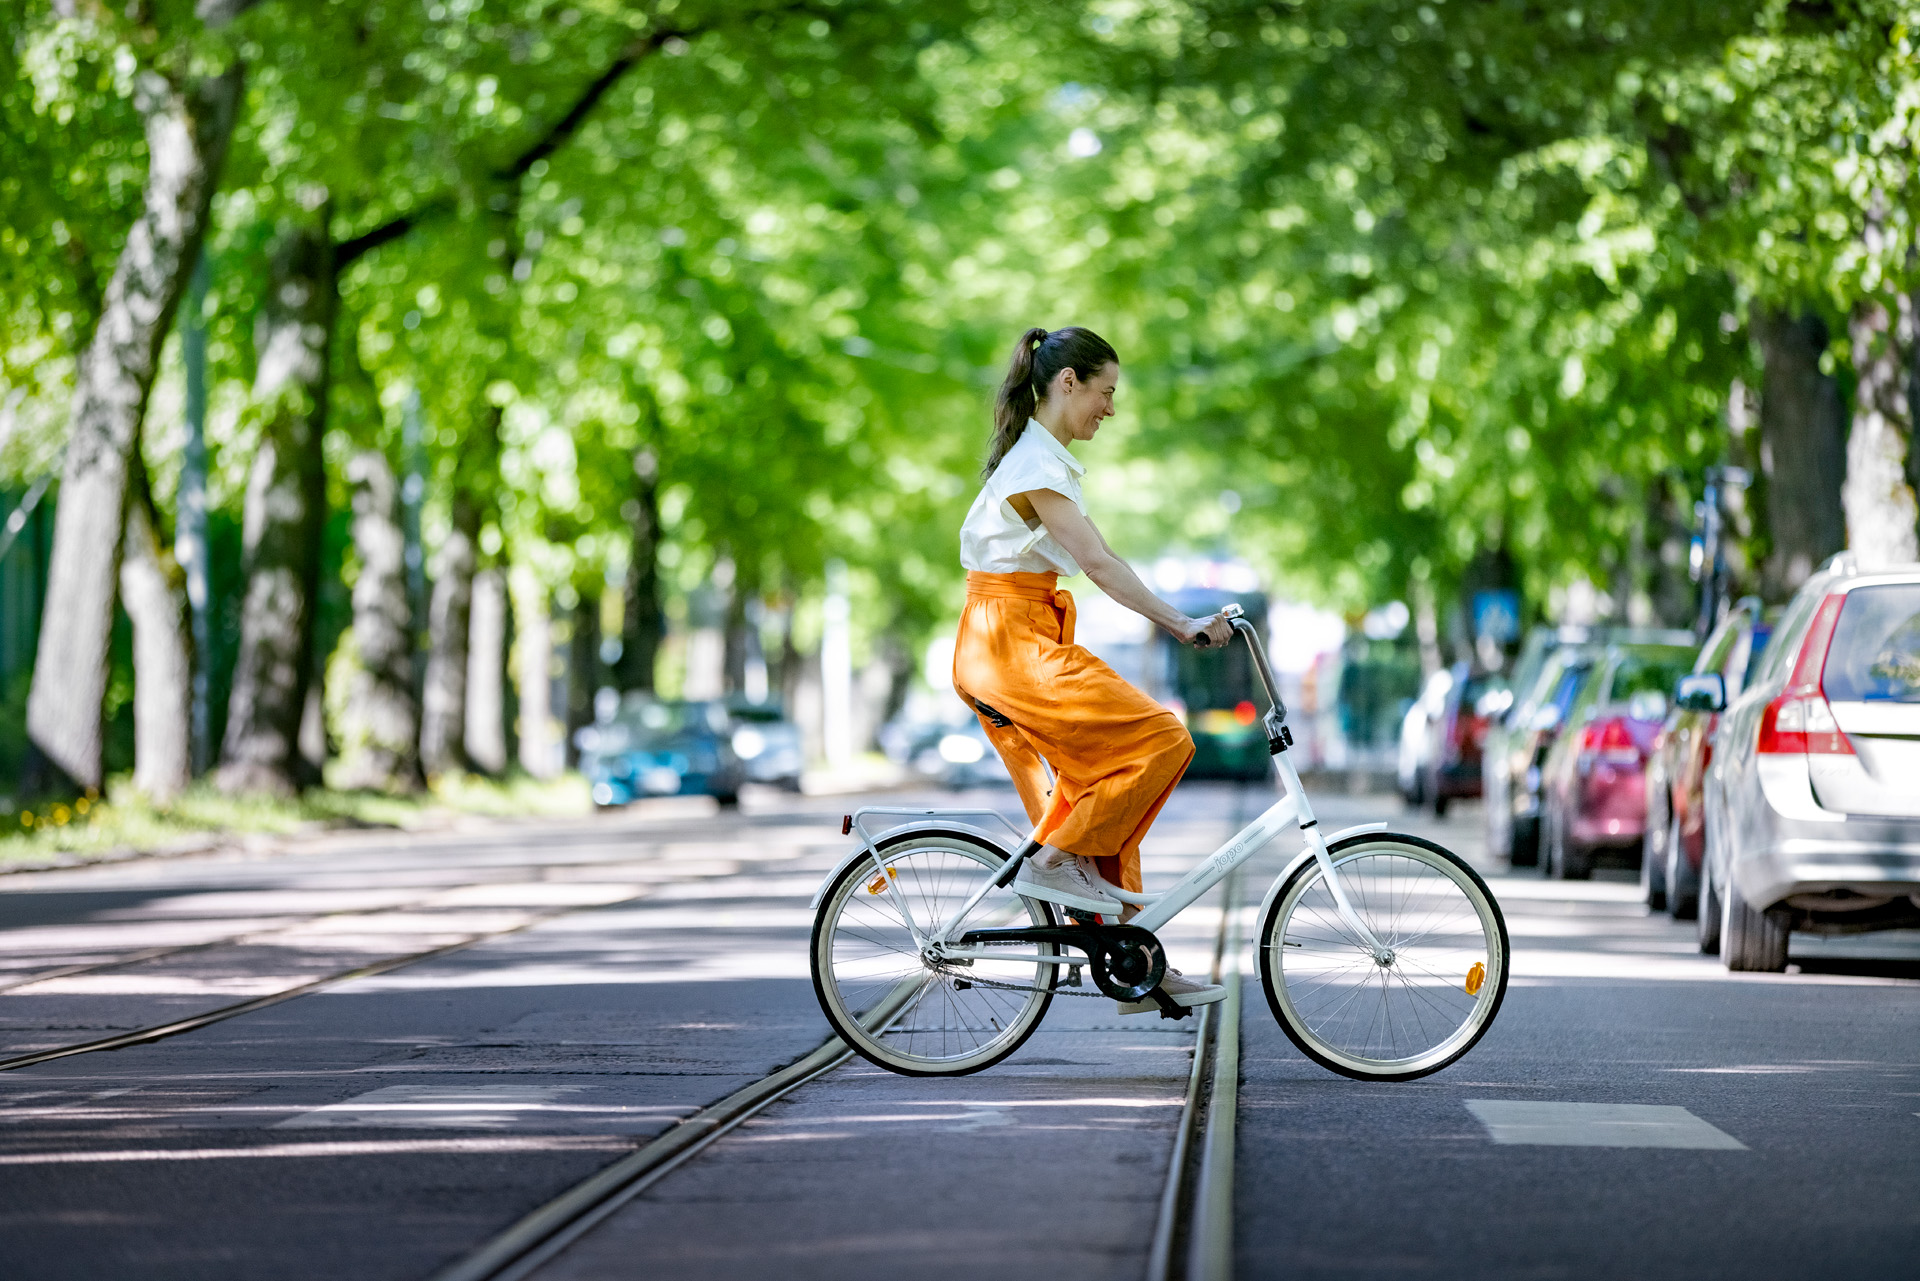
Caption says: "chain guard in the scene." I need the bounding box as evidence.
[956,922,1167,1002]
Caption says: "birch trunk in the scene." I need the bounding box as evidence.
[334,449,423,792]
[419,491,479,777]
[1753,309,1849,595]
[1843,294,1920,569]
[119,464,192,803]
[26,64,244,789]
[514,571,557,779]
[217,223,334,795]
[465,568,509,775]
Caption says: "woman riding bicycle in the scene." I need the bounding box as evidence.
[952,326,1233,1013]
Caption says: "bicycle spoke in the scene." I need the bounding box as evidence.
[1268,840,1506,1078]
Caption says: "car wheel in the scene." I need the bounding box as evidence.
[1665,812,1699,921]
[1548,804,1590,880]
[1721,875,1789,973]
[1640,800,1668,912]
[715,792,740,809]
[1509,816,1540,869]
[1696,859,1721,955]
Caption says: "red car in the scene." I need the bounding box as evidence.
[1540,640,1700,879]
[1641,600,1773,917]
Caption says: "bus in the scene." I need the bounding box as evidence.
[1144,587,1274,781]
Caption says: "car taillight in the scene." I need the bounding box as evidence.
[1757,696,1855,755]
[1757,593,1855,757]
[1579,717,1639,763]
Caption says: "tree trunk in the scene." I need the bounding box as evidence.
[1843,294,1920,569]
[26,63,244,790]
[514,569,557,778]
[119,461,192,804]
[465,568,509,774]
[722,578,751,696]
[1753,309,1848,596]
[217,222,334,796]
[419,490,479,777]
[567,587,600,763]
[615,448,662,693]
[334,449,423,792]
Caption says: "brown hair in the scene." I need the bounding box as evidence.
[986,326,1118,475]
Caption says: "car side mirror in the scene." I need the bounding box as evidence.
[1674,672,1726,713]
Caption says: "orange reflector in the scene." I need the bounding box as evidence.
[1465,962,1486,996]
[866,867,897,895]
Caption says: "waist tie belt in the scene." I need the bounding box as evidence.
[964,570,1076,647]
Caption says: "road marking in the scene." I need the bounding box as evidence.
[1466,1101,1746,1150]
[0,1137,628,1165]
[276,1084,591,1130]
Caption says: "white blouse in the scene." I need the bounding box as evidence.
[959,420,1086,576]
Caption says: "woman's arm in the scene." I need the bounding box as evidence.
[1021,489,1232,647]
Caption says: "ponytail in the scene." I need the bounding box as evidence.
[988,328,1048,475]
[985,325,1118,476]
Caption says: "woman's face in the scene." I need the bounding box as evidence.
[1049,361,1119,442]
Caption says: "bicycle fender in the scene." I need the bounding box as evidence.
[808,822,1013,909]
[1253,821,1392,927]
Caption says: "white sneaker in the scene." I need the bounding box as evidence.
[1115,967,1228,1015]
[1013,855,1124,916]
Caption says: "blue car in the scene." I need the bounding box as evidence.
[576,697,746,808]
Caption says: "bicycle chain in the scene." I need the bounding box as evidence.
[926,960,1110,998]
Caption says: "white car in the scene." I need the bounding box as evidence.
[1397,667,1453,805]
[1698,555,1920,970]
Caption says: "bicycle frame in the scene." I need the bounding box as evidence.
[847,608,1394,966]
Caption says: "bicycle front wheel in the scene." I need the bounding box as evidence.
[811,829,1058,1077]
[1258,833,1508,1081]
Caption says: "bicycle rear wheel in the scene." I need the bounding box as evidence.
[811,829,1058,1077]
[1258,833,1508,1081]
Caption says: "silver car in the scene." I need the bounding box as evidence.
[1698,555,1920,971]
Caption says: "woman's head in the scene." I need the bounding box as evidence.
[987,326,1119,474]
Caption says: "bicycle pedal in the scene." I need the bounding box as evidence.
[1150,988,1192,1020]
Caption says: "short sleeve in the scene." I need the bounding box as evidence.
[987,440,1075,508]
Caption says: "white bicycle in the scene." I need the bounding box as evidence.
[809,606,1509,1082]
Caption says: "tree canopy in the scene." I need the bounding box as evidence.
[3,0,1917,791]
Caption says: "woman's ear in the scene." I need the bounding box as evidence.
[1055,367,1078,397]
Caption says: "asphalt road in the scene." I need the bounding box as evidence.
[0,780,1914,1280]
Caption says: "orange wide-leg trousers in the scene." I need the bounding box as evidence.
[951,571,1194,893]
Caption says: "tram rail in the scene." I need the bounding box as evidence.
[429,786,1258,1281]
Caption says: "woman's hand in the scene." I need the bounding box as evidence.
[1178,613,1235,649]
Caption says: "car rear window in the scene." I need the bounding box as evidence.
[1823,584,1920,703]
[1604,648,1696,704]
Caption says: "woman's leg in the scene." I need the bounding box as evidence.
[957,630,1191,894]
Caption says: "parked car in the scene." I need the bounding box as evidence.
[1642,600,1774,917]
[725,699,804,791]
[1486,639,1602,866]
[1429,665,1501,815]
[1540,639,1699,879]
[1397,667,1453,806]
[1399,663,1500,815]
[577,696,745,808]
[1699,555,1920,971]
[886,713,1014,790]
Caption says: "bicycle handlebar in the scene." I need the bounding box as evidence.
[1192,602,1291,733]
